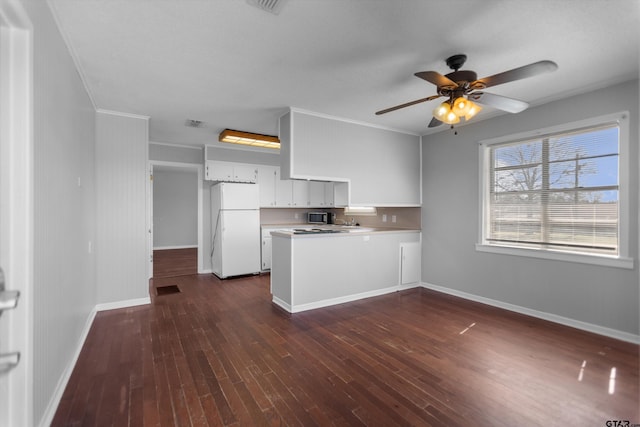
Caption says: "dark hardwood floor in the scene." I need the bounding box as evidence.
[52,273,639,426]
[153,248,197,278]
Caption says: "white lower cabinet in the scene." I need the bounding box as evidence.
[262,236,272,270]
[261,226,298,270]
[400,241,421,285]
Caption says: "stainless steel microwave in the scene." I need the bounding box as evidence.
[307,212,327,224]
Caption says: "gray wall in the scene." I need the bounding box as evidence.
[205,144,280,166]
[24,1,97,424]
[96,111,149,304]
[150,143,203,164]
[153,168,198,248]
[421,80,639,338]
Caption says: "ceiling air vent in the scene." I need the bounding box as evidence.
[185,119,203,128]
[246,0,288,15]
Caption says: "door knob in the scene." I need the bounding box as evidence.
[0,267,20,316]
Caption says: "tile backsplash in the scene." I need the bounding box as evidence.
[260,207,421,229]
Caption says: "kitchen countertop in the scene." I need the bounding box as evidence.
[269,225,420,238]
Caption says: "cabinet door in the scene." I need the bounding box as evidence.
[333,182,349,207]
[274,169,293,207]
[324,182,334,207]
[257,166,277,207]
[205,160,233,181]
[308,181,325,207]
[400,242,421,285]
[233,164,257,183]
[262,237,272,270]
[291,180,309,207]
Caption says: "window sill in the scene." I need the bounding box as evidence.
[475,243,634,269]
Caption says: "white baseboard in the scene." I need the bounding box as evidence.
[284,286,400,313]
[398,282,421,291]
[153,245,197,250]
[421,282,640,345]
[95,296,151,312]
[38,306,97,427]
[272,296,292,313]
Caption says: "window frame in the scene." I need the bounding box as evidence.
[476,111,633,269]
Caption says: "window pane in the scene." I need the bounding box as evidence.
[549,126,619,162]
[489,193,541,243]
[485,121,620,257]
[547,192,618,253]
[494,140,541,168]
[494,166,542,192]
[549,156,618,189]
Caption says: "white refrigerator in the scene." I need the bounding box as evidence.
[210,182,261,279]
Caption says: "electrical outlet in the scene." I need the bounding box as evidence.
[294,213,299,219]
[382,214,387,222]
[391,215,397,223]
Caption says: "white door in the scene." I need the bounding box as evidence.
[0,2,32,426]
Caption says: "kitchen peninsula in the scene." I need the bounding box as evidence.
[270,226,421,313]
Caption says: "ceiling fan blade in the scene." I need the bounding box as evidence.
[375,95,441,115]
[428,117,443,128]
[414,71,458,88]
[470,92,529,113]
[474,60,558,89]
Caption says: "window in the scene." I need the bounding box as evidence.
[478,112,632,268]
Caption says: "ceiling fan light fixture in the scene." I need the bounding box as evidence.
[442,110,460,125]
[464,102,482,120]
[452,96,471,116]
[433,101,452,120]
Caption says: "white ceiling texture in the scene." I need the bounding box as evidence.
[48,0,639,147]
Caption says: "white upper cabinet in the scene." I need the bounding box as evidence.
[205,160,257,183]
[257,165,277,207]
[274,168,293,207]
[291,180,309,207]
[279,109,421,206]
[257,165,333,208]
[309,181,334,207]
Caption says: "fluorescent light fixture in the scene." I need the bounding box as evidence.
[344,206,377,216]
[219,129,280,149]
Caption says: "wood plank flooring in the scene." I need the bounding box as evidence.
[153,248,197,278]
[52,273,639,426]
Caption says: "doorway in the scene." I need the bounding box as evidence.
[149,161,203,279]
[0,1,32,426]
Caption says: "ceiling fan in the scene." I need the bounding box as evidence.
[375,54,558,127]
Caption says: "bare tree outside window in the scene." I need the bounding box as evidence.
[487,125,619,255]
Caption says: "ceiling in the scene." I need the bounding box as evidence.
[48,0,639,147]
